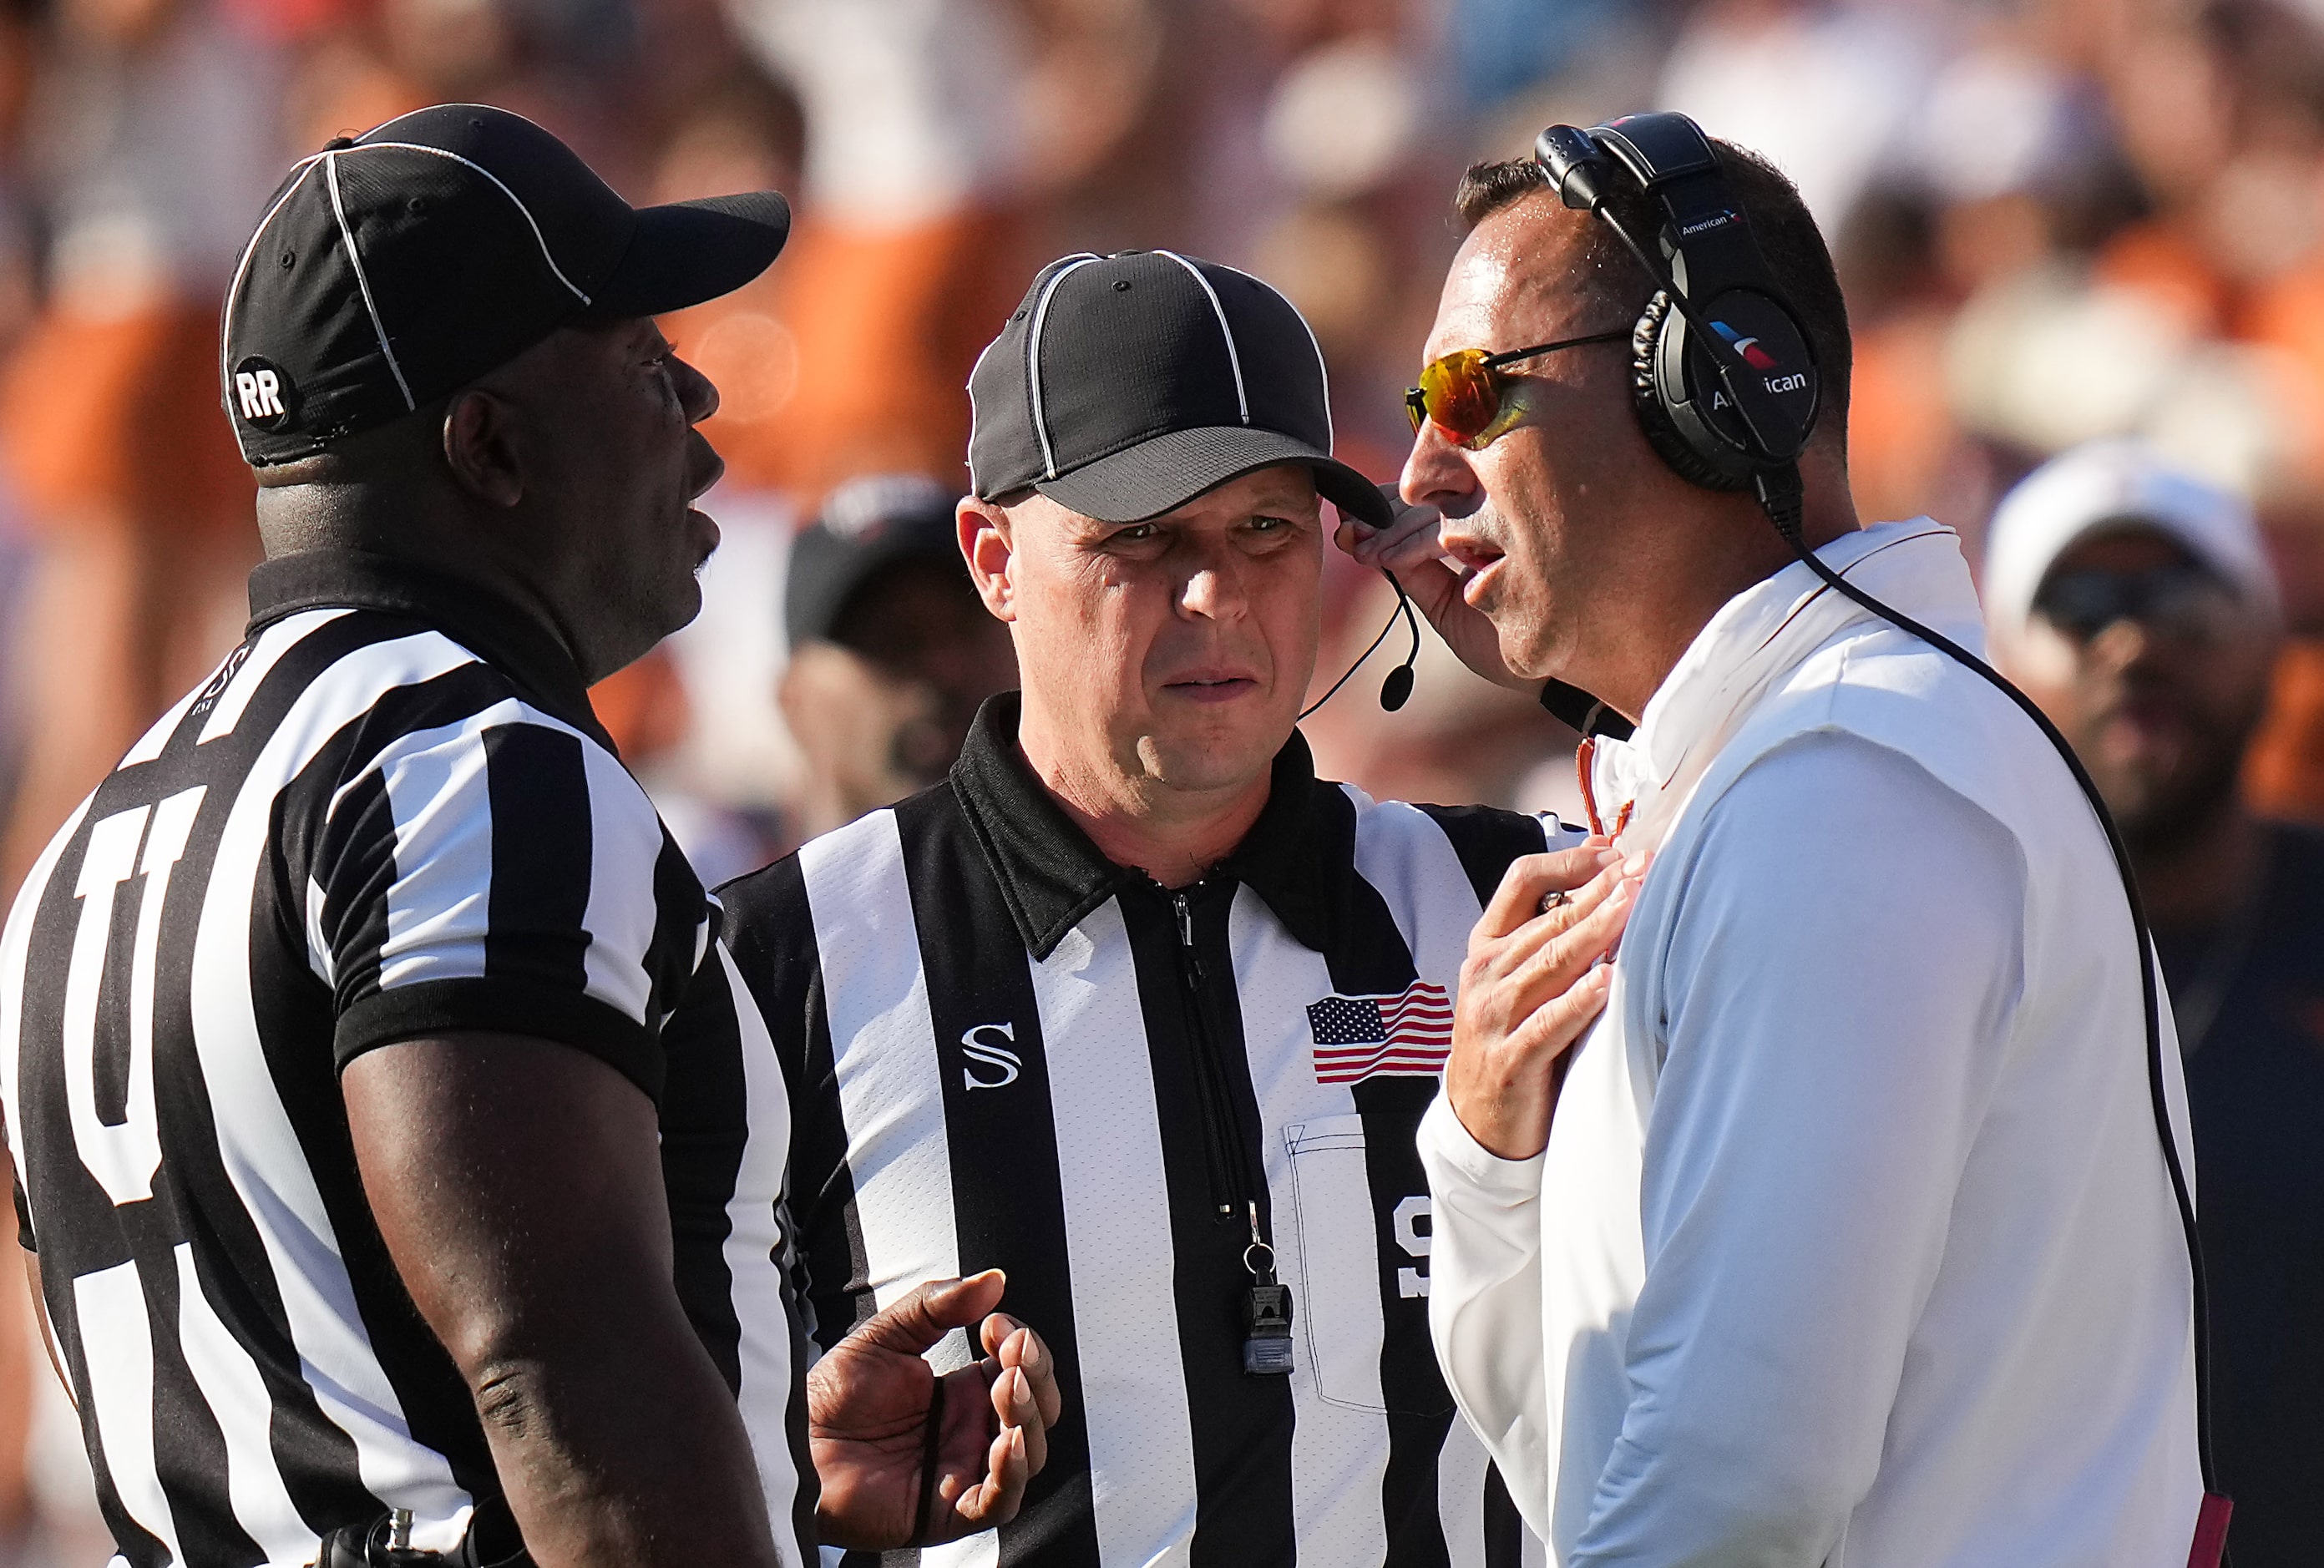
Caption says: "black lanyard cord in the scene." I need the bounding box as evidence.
[1753,467,2220,1497]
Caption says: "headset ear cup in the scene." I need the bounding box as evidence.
[1629,291,1751,492]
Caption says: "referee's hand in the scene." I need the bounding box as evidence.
[808,1271,1064,1549]
[1449,840,1643,1160]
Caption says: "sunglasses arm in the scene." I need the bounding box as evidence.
[1478,329,1631,371]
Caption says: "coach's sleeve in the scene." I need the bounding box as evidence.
[1567,732,2025,1567]
[311,714,705,1100]
[1420,1092,1552,1536]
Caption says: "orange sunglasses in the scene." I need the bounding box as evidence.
[1404,330,1631,448]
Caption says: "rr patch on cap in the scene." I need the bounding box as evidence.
[231,357,294,430]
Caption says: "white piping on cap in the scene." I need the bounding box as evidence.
[219,154,327,408]
[1208,259,1331,446]
[1026,254,1103,481]
[1154,250,1248,425]
[964,332,1001,493]
[1299,307,1332,446]
[345,140,592,306]
[1285,279,1333,446]
[325,152,417,412]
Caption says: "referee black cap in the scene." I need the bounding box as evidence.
[221,103,791,467]
[967,250,1391,529]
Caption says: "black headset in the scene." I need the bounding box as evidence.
[1538,116,1822,494]
[1539,110,2229,1533]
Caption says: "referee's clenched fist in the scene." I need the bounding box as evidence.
[808,1272,1065,1550]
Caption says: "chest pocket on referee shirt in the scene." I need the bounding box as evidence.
[1284,1115,1450,1415]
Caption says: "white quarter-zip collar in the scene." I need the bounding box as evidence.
[1590,518,1982,854]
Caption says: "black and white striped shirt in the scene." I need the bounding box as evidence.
[0,551,810,1568]
[710,695,1564,1568]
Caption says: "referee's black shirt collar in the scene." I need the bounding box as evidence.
[949,692,1349,960]
[246,549,615,751]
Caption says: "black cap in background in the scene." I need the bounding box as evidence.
[785,474,968,651]
[967,250,1391,529]
[220,103,791,467]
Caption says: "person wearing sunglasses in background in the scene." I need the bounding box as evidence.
[1987,439,2324,1568]
[1344,129,2205,1564]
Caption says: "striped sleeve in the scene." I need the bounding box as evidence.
[1412,805,1562,906]
[309,701,705,1098]
[659,938,821,1565]
[715,856,869,1356]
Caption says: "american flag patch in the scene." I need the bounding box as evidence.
[1305,983,1455,1085]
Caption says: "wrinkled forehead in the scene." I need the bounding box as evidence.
[1426,199,1609,358]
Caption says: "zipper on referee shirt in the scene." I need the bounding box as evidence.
[1167,882,1297,1375]
[1167,884,1246,1219]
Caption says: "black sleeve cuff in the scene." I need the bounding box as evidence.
[336,979,665,1102]
[13,1177,33,1253]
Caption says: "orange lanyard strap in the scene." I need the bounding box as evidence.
[1573,736,1633,842]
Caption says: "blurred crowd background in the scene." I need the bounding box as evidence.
[6,0,2324,1559]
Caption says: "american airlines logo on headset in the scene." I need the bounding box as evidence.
[1678,208,1739,237]
[1709,318,1810,397]
[1709,318,1779,370]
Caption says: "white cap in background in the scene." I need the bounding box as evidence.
[1982,437,2280,645]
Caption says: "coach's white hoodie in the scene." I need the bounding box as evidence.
[1419,519,2202,1566]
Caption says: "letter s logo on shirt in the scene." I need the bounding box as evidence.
[962,1022,1022,1090]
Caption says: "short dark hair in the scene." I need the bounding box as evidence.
[1454,139,1851,447]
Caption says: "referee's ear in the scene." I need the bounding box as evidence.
[960,494,1018,625]
[441,388,526,510]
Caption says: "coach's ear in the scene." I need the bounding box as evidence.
[441,388,525,509]
[959,495,1019,625]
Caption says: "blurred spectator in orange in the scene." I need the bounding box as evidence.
[1846,30,2128,540]
[2244,488,2324,821]
[1987,439,2324,1568]
[712,0,1157,501]
[2067,0,2324,834]
[1835,187,1958,530]
[0,0,281,895]
[778,473,1015,837]
[648,68,805,493]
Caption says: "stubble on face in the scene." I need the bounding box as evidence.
[1004,468,1324,814]
[499,321,725,680]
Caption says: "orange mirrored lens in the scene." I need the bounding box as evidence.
[1416,350,1502,445]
